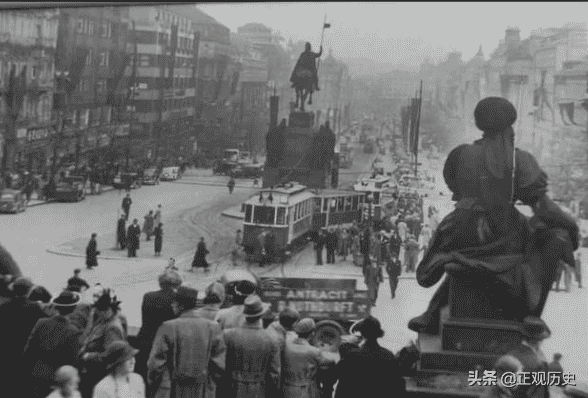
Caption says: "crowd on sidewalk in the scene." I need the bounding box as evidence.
[0,248,409,398]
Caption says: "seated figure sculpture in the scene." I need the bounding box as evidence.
[408,97,579,335]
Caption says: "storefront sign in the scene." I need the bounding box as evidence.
[260,278,370,320]
[27,126,53,143]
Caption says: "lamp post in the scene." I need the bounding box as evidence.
[51,69,70,182]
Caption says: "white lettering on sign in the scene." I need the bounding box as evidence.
[27,127,52,142]
[285,290,350,300]
[277,300,355,313]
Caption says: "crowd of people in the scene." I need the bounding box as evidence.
[0,259,407,398]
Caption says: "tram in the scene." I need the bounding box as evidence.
[241,183,370,262]
[311,190,365,230]
[353,175,397,221]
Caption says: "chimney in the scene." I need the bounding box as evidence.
[505,27,521,48]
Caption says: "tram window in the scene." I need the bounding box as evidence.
[359,196,365,205]
[337,197,344,212]
[374,192,381,204]
[329,198,337,213]
[253,205,276,224]
[276,207,286,225]
[352,196,359,210]
[244,204,253,223]
[345,196,352,211]
[314,198,322,212]
[295,204,300,220]
[322,198,328,212]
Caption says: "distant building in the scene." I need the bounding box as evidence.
[237,23,273,47]
[0,9,59,171]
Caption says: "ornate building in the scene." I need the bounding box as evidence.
[0,9,59,171]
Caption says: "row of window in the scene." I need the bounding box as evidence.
[244,200,314,226]
[77,18,113,38]
[318,196,365,213]
[135,76,196,90]
[78,79,108,93]
[69,106,112,129]
[155,9,192,34]
[85,49,110,67]
[135,31,196,52]
[0,60,55,84]
[136,53,198,70]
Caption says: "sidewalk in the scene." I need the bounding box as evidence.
[27,186,115,208]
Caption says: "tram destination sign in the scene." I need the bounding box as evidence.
[260,278,370,320]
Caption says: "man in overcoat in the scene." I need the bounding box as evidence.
[148,286,226,398]
[121,193,132,221]
[22,291,83,398]
[216,281,255,331]
[282,318,336,398]
[85,233,100,269]
[222,295,281,398]
[116,214,127,250]
[385,253,402,299]
[135,269,182,382]
[127,218,141,257]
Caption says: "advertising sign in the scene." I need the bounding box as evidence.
[260,278,370,320]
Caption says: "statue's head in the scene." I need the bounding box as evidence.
[305,42,312,52]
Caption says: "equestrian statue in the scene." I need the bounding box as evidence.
[290,42,322,112]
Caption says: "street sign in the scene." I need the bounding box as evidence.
[260,278,369,320]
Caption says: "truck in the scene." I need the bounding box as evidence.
[259,277,371,347]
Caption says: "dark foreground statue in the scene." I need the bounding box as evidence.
[265,118,287,168]
[409,97,579,335]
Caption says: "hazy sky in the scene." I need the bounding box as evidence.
[199,2,588,70]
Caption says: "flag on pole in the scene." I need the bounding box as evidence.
[324,23,331,29]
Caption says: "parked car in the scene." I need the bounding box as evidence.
[232,164,264,179]
[0,189,27,213]
[160,167,179,181]
[142,168,160,185]
[50,176,86,202]
[112,172,142,189]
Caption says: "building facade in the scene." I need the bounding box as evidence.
[53,6,131,169]
[0,9,59,171]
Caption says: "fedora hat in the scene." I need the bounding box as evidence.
[521,316,551,341]
[51,290,81,307]
[355,316,385,339]
[242,294,270,318]
[294,318,316,334]
[175,286,199,306]
[102,341,139,371]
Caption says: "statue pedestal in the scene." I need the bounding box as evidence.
[289,111,314,128]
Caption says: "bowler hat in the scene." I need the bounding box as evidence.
[474,97,517,133]
[242,294,270,318]
[520,316,551,341]
[51,290,82,307]
[102,341,139,371]
[294,318,316,334]
[356,316,385,339]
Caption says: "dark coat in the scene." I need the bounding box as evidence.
[192,241,210,268]
[334,341,405,398]
[325,232,338,250]
[127,224,141,250]
[154,226,163,253]
[136,289,177,351]
[0,298,48,397]
[0,242,21,277]
[122,197,132,211]
[85,238,99,267]
[502,343,550,398]
[22,315,82,398]
[117,218,126,246]
[67,276,90,292]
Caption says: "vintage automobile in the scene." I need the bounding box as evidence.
[232,164,264,179]
[142,168,160,185]
[0,189,27,213]
[51,176,86,202]
[112,172,143,189]
[160,167,179,181]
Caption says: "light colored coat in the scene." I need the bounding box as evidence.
[222,322,281,398]
[215,305,245,331]
[282,338,335,398]
[147,310,226,398]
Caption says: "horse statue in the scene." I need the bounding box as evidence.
[291,69,315,112]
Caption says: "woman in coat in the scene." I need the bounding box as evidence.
[191,237,210,272]
[143,211,155,241]
[92,341,145,398]
[116,215,127,250]
[153,223,163,256]
[78,289,128,398]
[86,234,100,270]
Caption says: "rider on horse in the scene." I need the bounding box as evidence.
[290,42,323,91]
